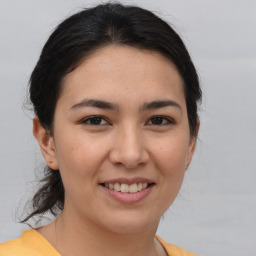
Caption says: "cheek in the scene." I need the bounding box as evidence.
[54,132,107,195]
[55,130,106,169]
[152,135,189,174]
[151,135,189,207]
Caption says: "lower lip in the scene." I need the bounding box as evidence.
[100,185,154,204]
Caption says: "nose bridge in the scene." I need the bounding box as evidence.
[109,122,149,168]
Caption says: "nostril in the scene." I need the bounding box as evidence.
[108,136,150,168]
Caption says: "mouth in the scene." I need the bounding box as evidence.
[100,182,154,193]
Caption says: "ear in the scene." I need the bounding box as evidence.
[33,116,59,170]
[186,118,200,170]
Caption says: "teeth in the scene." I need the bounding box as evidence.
[104,182,150,193]
[120,183,129,192]
[129,183,138,193]
[114,183,121,191]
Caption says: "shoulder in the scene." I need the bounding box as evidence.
[0,229,60,256]
[155,235,199,256]
[0,230,40,256]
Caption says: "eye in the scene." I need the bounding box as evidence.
[80,116,109,126]
[147,116,174,126]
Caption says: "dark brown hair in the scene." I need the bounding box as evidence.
[22,2,201,223]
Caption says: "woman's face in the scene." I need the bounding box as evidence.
[44,45,197,234]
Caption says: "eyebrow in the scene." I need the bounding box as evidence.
[140,100,182,111]
[70,98,182,112]
[70,99,119,111]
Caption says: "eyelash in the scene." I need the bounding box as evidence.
[146,116,174,126]
[79,115,174,126]
[79,115,109,126]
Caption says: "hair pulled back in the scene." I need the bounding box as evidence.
[24,2,201,223]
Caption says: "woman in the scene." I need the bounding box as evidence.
[0,3,201,256]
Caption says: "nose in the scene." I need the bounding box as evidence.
[109,125,149,169]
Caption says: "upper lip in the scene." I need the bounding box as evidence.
[100,177,155,185]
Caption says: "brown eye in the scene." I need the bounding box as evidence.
[147,116,173,126]
[81,116,108,125]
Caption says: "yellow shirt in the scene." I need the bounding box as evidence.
[0,229,198,256]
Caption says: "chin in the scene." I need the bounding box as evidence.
[99,210,160,235]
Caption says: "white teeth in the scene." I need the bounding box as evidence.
[120,183,129,192]
[129,183,138,193]
[104,182,150,193]
[114,183,121,192]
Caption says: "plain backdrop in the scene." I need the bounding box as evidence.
[0,0,256,255]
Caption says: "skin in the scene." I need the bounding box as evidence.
[33,45,199,256]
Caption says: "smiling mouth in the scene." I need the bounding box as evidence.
[100,183,153,193]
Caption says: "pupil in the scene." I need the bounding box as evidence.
[91,117,101,125]
[152,117,163,124]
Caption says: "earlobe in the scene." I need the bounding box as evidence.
[33,116,59,170]
[186,118,200,170]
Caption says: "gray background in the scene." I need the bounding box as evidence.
[0,0,256,255]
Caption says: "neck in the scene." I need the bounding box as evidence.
[53,209,161,256]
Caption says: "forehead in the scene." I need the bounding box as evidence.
[60,45,185,109]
